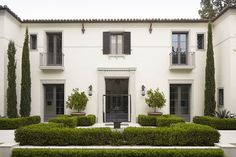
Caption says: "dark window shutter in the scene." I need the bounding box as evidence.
[123,32,131,54]
[103,32,110,54]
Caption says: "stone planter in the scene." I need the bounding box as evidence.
[148,112,163,116]
[71,112,86,116]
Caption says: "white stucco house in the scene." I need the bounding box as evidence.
[0,5,236,123]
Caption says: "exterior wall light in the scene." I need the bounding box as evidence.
[88,85,92,96]
[81,23,85,34]
[141,85,146,96]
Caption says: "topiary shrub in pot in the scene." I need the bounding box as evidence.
[66,88,88,116]
[145,88,166,116]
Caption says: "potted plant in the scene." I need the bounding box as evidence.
[145,88,166,116]
[66,88,89,116]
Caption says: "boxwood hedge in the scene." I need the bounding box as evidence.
[15,123,219,146]
[138,114,185,127]
[77,114,96,126]
[193,116,236,130]
[0,116,41,130]
[11,148,224,157]
[48,115,77,128]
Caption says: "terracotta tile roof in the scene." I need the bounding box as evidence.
[0,5,236,24]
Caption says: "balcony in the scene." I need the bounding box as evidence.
[39,52,64,71]
[169,51,195,70]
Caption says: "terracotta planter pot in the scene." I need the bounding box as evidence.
[71,112,86,116]
[148,112,163,116]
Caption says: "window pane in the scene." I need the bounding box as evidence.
[30,34,37,50]
[218,89,224,106]
[117,35,123,54]
[197,34,204,49]
[110,35,116,54]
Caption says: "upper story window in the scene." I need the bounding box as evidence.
[30,34,37,50]
[171,32,188,65]
[218,88,224,106]
[103,32,131,55]
[197,33,205,50]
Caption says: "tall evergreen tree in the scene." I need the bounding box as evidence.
[204,23,216,116]
[7,41,18,118]
[199,0,216,19]
[213,0,236,12]
[20,28,31,117]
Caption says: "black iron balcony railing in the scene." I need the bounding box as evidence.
[169,51,195,70]
[103,94,131,123]
[40,52,64,70]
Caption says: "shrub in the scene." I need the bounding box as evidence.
[12,148,224,157]
[215,109,230,118]
[66,88,88,112]
[138,115,157,126]
[48,115,77,128]
[145,88,166,112]
[193,116,236,130]
[0,116,40,130]
[77,114,96,126]
[15,123,220,146]
[15,123,113,146]
[157,115,185,127]
[123,123,220,146]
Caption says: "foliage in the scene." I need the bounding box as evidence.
[138,115,157,126]
[0,116,40,130]
[156,115,185,127]
[215,109,230,118]
[145,89,166,112]
[66,88,88,112]
[199,0,236,19]
[12,148,224,157]
[20,28,31,117]
[48,115,77,128]
[77,114,96,126]
[204,23,216,116]
[199,0,216,19]
[193,116,236,130]
[123,123,219,146]
[15,123,219,146]
[7,41,17,118]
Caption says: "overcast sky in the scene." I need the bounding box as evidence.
[1,0,201,19]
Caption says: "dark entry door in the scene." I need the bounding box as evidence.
[44,84,64,121]
[170,84,191,121]
[104,79,129,122]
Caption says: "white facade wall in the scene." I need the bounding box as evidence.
[1,7,236,122]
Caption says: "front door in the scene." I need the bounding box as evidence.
[44,84,64,121]
[104,78,130,122]
[170,84,191,121]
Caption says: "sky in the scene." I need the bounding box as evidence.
[1,0,201,19]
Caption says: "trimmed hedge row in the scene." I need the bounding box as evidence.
[138,115,185,127]
[193,116,236,130]
[123,123,219,146]
[156,115,185,127]
[48,115,96,127]
[77,114,96,126]
[0,116,41,130]
[15,123,220,146]
[138,115,157,126]
[48,116,77,128]
[11,148,224,157]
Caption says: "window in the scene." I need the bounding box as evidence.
[218,88,224,106]
[30,34,37,50]
[103,32,131,55]
[171,32,188,64]
[197,34,204,50]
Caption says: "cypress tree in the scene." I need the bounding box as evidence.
[204,22,216,116]
[20,28,31,117]
[7,41,18,118]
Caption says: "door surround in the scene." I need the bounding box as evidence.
[97,67,136,123]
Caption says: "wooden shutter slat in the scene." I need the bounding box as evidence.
[123,32,131,55]
[103,32,110,54]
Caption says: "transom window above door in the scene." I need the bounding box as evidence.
[103,32,131,55]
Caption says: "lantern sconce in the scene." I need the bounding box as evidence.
[149,23,152,34]
[88,85,92,96]
[141,85,146,96]
[81,23,85,34]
